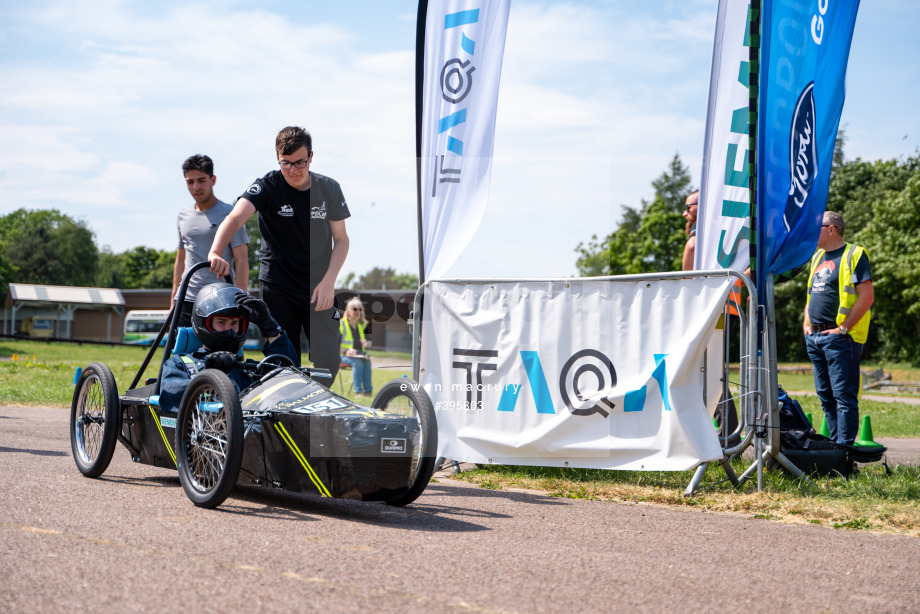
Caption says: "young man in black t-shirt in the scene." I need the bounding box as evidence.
[207,126,350,380]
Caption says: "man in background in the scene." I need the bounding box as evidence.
[803,210,873,445]
[681,190,699,271]
[172,154,249,326]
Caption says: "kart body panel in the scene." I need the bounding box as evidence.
[117,369,420,501]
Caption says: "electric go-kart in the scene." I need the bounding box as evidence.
[70,262,437,509]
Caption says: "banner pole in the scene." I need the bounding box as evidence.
[749,0,759,293]
[414,0,428,286]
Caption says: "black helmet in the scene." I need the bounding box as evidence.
[191,283,249,353]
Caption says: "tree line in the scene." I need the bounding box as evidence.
[575,149,920,365]
[0,212,417,297]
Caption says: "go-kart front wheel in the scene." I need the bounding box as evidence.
[175,369,243,508]
[70,362,120,478]
[372,378,438,507]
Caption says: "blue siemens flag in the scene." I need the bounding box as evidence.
[756,0,859,293]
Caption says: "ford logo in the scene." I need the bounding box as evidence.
[783,82,817,232]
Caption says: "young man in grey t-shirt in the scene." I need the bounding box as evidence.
[171,154,249,326]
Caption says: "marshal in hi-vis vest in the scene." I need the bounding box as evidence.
[806,243,871,343]
[339,318,367,353]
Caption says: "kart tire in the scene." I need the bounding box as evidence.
[372,378,438,507]
[175,369,243,508]
[70,362,120,478]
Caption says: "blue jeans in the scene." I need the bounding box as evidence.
[805,332,863,445]
[342,355,373,394]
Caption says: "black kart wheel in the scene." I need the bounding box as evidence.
[70,362,120,478]
[175,370,243,508]
[372,378,438,507]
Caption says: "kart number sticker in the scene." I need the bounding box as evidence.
[290,397,350,413]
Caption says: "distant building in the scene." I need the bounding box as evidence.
[2,284,415,352]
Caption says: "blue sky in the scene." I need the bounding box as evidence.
[0,1,917,282]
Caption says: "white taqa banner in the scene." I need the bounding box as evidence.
[696,0,751,272]
[419,277,733,471]
[418,0,511,280]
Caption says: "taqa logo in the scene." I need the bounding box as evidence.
[782,82,817,232]
[278,204,294,217]
[454,348,619,418]
[440,58,475,104]
[430,9,482,198]
[247,183,262,195]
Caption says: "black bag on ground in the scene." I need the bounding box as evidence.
[774,387,886,477]
[714,391,741,448]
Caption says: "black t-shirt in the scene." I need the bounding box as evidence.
[808,246,871,325]
[241,171,349,296]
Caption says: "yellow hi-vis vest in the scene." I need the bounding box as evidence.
[806,243,871,343]
[339,318,367,353]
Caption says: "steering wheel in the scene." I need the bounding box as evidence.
[255,354,296,374]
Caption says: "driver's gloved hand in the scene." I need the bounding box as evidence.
[205,351,239,373]
[234,293,282,338]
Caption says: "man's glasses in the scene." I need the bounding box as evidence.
[279,158,309,170]
[684,204,697,210]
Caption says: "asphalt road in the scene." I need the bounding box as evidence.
[2,405,918,613]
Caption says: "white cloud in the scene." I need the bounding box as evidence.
[0,0,915,279]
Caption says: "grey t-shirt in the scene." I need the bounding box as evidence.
[176,200,249,300]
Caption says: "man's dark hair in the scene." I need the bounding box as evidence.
[182,154,214,177]
[275,126,312,156]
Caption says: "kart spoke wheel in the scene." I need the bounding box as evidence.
[70,362,120,478]
[176,369,243,508]
[372,378,438,507]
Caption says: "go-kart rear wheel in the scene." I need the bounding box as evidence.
[70,362,120,478]
[175,369,243,508]
[371,378,438,507]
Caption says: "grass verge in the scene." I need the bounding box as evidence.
[451,460,920,536]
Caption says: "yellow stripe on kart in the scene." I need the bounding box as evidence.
[273,422,331,498]
[148,406,177,468]
[244,378,303,408]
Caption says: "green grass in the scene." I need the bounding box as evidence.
[455,460,920,535]
[0,339,413,408]
[793,395,920,439]
[776,363,920,398]
[0,340,161,407]
[333,352,414,404]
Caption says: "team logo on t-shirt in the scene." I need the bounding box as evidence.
[312,202,327,220]
[812,261,835,293]
[247,183,262,195]
[278,204,294,217]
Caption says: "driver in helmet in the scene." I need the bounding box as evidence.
[158,282,298,413]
